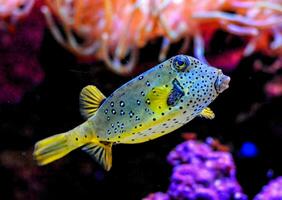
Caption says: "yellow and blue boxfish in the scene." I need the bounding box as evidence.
[33,55,230,171]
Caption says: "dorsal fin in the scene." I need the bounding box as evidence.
[80,85,106,119]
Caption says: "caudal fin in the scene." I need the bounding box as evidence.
[33,121,114,170]
[33,132,78,166]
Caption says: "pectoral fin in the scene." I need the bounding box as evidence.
[167,79,185,106]
[146,79,185,113]
[199,107,215,119]
[80,85,106,119]
[82,141,112,171]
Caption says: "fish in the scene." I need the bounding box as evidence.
[33,55,230,171]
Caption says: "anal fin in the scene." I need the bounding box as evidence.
[80,85,106,119]
[82,141,112,171]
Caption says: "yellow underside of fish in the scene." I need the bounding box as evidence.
[111,110,179,144]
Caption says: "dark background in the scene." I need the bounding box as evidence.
[0,29,281,200]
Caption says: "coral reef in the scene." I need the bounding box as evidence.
[0,0,36,31]
[0,1,281,199]
[0,150,45,199]
[0,1,45,104]
[254,177,282,200]
[144,192,170,200]
[143,137,248,200]
[264,75,282,98]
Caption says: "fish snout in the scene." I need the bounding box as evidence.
[215,70,231,93]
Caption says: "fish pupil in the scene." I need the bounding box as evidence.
[177,60,184,66]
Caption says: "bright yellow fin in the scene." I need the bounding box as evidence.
[33,132,78,166]
[80,85,106,119]
[82,141,113,171]
[199,107,215,119]
[33,121,92,166]
[146,85,172,113]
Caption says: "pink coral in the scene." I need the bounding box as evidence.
[0,0,35,31]
[42,0,282,75]
[264,75,282,98]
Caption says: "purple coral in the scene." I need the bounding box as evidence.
[167,140,212,166]
[143,192,170,200]
[254,177,282,200]
[144,139,248,200]
[0,1,44,104]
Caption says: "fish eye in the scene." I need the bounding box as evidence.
[173,55,191,72]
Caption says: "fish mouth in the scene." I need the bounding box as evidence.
[214,70,231,93]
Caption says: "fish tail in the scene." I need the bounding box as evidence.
[33,125,88,166]
[33,132,71,165]
[33,123,114,171]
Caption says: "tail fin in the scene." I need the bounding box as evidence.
[33,130,114,171]
[33,132,80,166]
